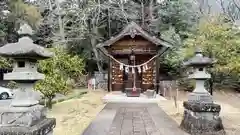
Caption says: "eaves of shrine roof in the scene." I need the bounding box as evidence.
[96,21,172,48]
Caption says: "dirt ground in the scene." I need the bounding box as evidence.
[47,90,107,135]
[158,90,240,135]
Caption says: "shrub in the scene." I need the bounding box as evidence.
[179,78,195,92]
[35,46,85,108]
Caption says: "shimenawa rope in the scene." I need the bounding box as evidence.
[105,52,159,68]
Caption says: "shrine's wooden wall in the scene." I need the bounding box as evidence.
[111,59,126,91]
[108,36,157,55]
[138,55,156,91]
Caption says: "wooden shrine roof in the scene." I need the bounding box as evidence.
[96,21,173,48]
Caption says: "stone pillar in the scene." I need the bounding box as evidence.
[0,23,56,135]
[180,48,225,135]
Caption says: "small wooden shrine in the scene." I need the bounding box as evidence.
[97,22,171,95]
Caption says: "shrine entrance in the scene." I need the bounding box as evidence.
[121,54,155,93]
[97,22,171,96]
[122,53,144,92]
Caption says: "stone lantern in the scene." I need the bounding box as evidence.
[180,48,225,135]
[0,23,56,135]
[184,48,213,103]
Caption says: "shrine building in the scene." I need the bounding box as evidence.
[97,22,172,95]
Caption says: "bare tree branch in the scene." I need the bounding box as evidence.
[226,4,235,22]
[218,0,226,14]
[118,0,129,23]
[48,0,52,10]
[207,1,211,15]
[198,0,205,15]
[56,0,65,46]
[149,0,154,20]
[232,0,240,11]
[96,0,101,24]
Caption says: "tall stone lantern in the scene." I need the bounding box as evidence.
[180,48,225,135]
[0,24,56,135]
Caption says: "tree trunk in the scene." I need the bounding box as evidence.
[46,97,53,109]
[48,0,52,10]
[141,1,145,26]
[91,26,103,73]
[149,0,154,20]
[93,47,103,73]
[56,0,65,47]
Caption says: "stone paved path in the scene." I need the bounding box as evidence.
[108,107,159,135]
[82,103,188,135]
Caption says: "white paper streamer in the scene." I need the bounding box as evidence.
[145,65,148,70]
[132,67,135,74]
[143,66,146,72]
[125,66,129,73]
[138,66,141,73]
[119,64,123,70]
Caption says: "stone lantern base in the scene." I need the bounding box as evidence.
[0,105,56,135]
[0,118,55,135]
[180,101,225,135]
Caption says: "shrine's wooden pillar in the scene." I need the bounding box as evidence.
[156,56,160,94]
[108,58,112,92]
[152,60,156,90]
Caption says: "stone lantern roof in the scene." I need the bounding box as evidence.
[183,48,213,67]
[0,23,53,59]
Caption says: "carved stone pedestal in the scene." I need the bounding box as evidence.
[180,101,225,135]
[188,92,213,103]
[0,105,56,135]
